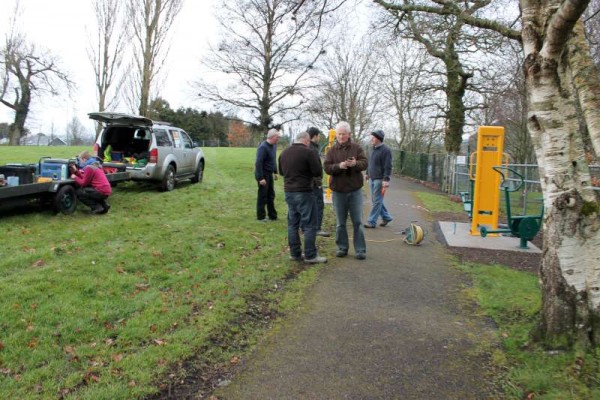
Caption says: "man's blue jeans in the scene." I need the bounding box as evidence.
[367,179,393,226]
[285,191,318,259]
[312,186,324,231]
[332,189,366,254]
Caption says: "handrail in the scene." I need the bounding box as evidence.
[492,165,524,192]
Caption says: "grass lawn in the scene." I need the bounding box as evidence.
[0,146,330,399]
[418,191,600,399]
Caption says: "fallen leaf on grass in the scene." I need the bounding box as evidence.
[135,283,150,291]
[230,356,240,365]
[152,339,167,346]
[116,267,126,274]
[0,368,11,375]
[83,370,100,383]
[112,353,123,362]
[31,259,45,268]
[128,380,136,387]
[27,337,38,348]
[63,346,76,355]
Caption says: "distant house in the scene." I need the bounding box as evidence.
[21,133,51,146]
[49,137,67,146]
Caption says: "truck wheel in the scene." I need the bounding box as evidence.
[161,165,176,191]
[190,161,204,184]
[54,185,77,214]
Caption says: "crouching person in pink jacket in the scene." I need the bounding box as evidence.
[70,151,112,214]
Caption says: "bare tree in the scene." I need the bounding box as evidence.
[197,0,346,136]
[375,0,515,154]
[0,15,74,145]
[378,39,444,152]
[126,0,183,116]
[471,50,535,164]
[306,37,382,142]
[65,116,89,146]
[88,0,128,139]
[377,0,600,347]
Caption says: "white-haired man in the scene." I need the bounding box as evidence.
[323,121,368,260]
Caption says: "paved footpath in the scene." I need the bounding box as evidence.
[214,177,499,399]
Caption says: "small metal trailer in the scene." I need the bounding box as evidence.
[0,162,129,215]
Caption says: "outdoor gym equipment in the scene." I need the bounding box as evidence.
[467,126,507,236]
[479,166,544,249]
[324,128,336,202]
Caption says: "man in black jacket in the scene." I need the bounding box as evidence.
[279,131,327,264]
[307,127,330,237]
[365,129,393,228]
[255,128,280,221]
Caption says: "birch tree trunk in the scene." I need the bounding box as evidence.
[521,0,600,346]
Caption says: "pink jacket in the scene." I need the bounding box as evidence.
[73,166,112,196]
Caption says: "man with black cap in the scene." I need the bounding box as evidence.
[364,129,393,228]
[307,127,330,237]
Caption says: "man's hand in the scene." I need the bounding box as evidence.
[346,157,357,167]
[259,179,267,186]
[383,181,390,188]
[339,161,348,169]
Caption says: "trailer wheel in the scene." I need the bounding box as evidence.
[54,185,77,214]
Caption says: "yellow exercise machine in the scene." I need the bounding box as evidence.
[324,128,336,201]
[469,126,506,235]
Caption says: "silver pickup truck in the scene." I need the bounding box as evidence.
[89,112,205,191]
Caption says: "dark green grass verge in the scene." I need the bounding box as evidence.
[416,191,599,399]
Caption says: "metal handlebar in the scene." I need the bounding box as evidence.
[492,165,524,192]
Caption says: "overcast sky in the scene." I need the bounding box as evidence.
[0,0,219,136]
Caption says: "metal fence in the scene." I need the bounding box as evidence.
[393,150,600,216]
